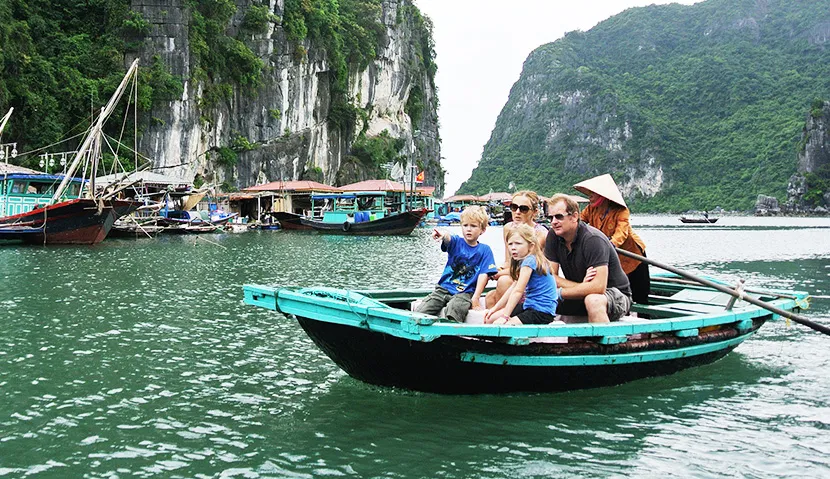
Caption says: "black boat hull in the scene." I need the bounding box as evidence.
[680,217,718,224]
[274,209,428,235]
[296,316,756,394]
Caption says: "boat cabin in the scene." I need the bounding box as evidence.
[312,192,388,223]
[0,173,83,217]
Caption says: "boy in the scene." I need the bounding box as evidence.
[417,206,498,322]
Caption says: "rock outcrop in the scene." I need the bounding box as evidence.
[782,100,830,215]
[130,0,442,193]
[754,194,780,216]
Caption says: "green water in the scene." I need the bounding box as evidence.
[1,216,829,478]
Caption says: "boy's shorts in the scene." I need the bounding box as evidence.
[416,286,473,322]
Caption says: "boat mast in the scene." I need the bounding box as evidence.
[50,59,140,204]
[0,107,13,140]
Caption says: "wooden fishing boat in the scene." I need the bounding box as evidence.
[273,208,428,235]
[243,276,810,394]
[0,171,139,244]
[0,61,143,244]
[680,216,719,224]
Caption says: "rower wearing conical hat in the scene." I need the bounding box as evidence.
[573,174,650,305]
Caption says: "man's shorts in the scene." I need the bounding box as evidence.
[555,287,632,321]
[605,287,632,321]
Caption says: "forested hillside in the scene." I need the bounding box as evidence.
[458,0,830,212]
[0,0,442,192]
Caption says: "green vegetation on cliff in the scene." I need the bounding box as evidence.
[0,0,144,164]
[458,0,830,211]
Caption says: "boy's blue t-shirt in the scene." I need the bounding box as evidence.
[520,255,558,315]
[437,236,498,295]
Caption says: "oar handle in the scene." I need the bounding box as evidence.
[616,247,830,336]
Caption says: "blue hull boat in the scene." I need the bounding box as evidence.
[243,276,810,394]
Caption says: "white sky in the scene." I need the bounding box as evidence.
[413,0,700,197]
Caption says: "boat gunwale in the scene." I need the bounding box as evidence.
[243,282,808,342]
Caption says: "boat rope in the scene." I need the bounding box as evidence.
[193,235,227,249]
[9,130,88,160]
[344,290,370,326]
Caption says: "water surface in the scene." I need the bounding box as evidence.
[1,216,828,477]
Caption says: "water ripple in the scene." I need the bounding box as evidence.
[1,223,830,477]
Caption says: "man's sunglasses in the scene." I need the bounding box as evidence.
[549,212,572,221]
[509,204,531,213]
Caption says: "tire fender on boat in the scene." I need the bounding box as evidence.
[342,221,351,232]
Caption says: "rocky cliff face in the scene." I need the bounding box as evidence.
[782,100,830,214]
[130,0,441,192]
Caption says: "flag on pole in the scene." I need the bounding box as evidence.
[416,171,424,183]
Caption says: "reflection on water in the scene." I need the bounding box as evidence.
[1,218,829,477]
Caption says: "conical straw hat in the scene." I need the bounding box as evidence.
[573,174,627,208]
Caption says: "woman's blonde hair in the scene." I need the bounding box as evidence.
[507,223,550,280]
[512,190,540,212]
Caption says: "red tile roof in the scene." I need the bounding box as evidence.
[339,179,407,192]
[242,180,342,193]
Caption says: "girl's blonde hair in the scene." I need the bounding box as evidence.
[507,223,550,280]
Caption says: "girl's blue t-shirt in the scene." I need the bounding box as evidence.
[437,236,498,295]
[520,255,558,315]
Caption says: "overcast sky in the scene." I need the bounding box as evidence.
[413,0,700,197]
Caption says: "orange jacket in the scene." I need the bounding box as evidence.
[580,203,646,274]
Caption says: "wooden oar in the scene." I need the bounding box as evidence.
[616,247,830,336]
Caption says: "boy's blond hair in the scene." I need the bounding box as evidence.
[460,205,489,229]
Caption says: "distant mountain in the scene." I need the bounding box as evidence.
[457,0,830,212]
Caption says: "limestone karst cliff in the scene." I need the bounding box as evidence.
[131,0,442,193]
[457,0,830,212]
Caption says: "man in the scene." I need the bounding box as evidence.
[543,194,632,323]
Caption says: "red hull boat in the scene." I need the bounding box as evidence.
[0,198,139,245]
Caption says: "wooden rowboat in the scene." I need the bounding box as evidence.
[243,276,810,394]
[680,216,719,224]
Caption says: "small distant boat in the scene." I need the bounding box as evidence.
[160,223,221,234]
[109,217,165,238]
[680,217,719,224]
[158,209,238,227]
[243,275,809,394]
[224,222,250,233]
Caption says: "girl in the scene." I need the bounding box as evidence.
[485,190,549,308]
[484,223,559,325]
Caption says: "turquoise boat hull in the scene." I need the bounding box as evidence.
[243,277,810,394]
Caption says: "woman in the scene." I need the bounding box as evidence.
[574,174,650,305]
[484,190,548,308]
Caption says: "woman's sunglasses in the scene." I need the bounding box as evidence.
[509,204,531,213]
